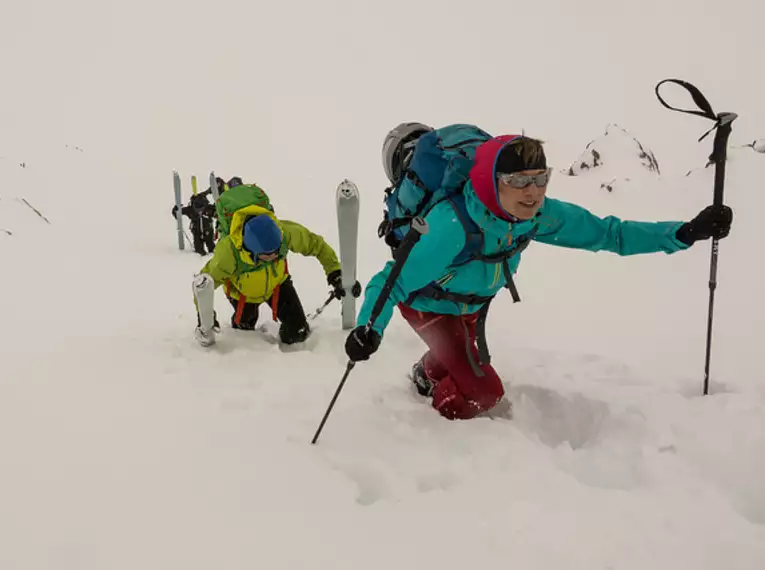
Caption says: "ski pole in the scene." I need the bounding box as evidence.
[655,79,737,396]
[746,139,765,153]
[311,217,429,444]
[307,291,338,322]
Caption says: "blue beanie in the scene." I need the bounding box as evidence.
[242,215,282,255]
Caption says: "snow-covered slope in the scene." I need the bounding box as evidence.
[2,128,764,570]
[1,0,764,568]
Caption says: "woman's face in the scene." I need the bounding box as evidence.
[496,168,550,220]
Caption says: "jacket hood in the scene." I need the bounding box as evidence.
[469,134,523,222]
[463,182,539,240]
[229,205,282,265]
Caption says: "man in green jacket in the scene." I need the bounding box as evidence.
[192,204,359,347]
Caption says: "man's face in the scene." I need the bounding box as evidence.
[257,251,279,262]
[496,168,551,220]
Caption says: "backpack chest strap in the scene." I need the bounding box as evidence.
[405,287,494,306]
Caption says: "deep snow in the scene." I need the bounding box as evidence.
[1,0,764,568]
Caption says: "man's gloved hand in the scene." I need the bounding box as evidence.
[171,205,179,219]
[345,326,381,362]
[675,205,733,246]
[327,269,362,299]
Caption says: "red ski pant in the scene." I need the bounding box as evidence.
[398,304,505,420]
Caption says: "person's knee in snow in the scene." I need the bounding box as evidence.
[432,369,505,420]
[279,323,310,344]
[227,296,260,330]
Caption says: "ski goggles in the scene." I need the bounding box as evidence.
[257,249,280,259]
[497,168,553,189]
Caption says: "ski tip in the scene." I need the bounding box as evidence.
[337,179,359,199]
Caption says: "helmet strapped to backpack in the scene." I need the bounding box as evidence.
[378,123,493,249]
[382,122,434,185]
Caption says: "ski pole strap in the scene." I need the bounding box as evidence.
[655,79,738,147]
[655,79,717,123]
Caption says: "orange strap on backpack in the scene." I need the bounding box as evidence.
[225,280,248,326]
[271,285,280,321]
[271,259,289,321]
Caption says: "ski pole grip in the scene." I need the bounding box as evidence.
[710,114,736,207]
[365,217,429,332]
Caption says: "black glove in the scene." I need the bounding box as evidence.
[171,205,179,219]
[327,270,362,299]
[675,204,733,246]
[345,326,381,362]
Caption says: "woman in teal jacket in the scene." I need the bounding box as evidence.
[345,134,733,420]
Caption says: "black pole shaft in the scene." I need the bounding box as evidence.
[703,240,719,395]
[310,217,429,444]
[311,361,355,444]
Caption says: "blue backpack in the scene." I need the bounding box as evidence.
[377,124,493,249]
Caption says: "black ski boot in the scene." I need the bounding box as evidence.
[410,357,437,397]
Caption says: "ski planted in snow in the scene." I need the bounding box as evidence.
[209,171,220,201]
[173,171,184,250]
[336,179,360,329]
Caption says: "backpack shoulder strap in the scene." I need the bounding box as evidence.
[446,196,483,267]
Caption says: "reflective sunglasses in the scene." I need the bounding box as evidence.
[497,168,553,189]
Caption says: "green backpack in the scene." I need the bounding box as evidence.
[215,183,274,238]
